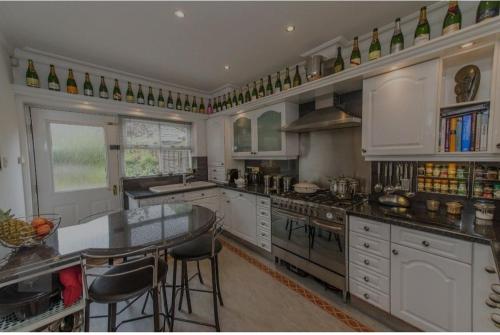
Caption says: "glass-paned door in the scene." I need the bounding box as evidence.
[257,110,282,152]
[233,116,252,153]
[30,108,121,227]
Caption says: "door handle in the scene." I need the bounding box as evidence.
[310,219,343,233]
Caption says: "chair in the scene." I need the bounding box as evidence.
[81,247,168,332]
[169,217,224,331]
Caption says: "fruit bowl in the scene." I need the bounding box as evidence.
[0,214,61,248]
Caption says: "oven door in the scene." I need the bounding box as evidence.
[309,218,346,276]
[271,208,310,260]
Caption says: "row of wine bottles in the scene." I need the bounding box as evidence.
[210,1,499,113]
[25,61,214,113]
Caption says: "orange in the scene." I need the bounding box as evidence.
[35,224,51,237]
[31,217,47,228]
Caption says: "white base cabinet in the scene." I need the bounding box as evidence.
[390,243,472,331]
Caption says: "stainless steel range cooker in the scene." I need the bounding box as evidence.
[271,190,365,299]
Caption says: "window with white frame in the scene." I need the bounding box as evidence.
[121,117,192,177]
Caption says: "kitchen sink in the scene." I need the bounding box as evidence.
[149,181,216,193]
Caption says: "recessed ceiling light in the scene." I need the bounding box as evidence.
[174,10,185,18]
[285,25,295,32]
[224,65,230,70]
[461,42,474,49]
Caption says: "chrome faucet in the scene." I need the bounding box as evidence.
[182,172,195,186]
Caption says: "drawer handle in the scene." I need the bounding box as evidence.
[392,249,399,255]
[363,242,370,249]
[486,266,497,274]
[363,293,370,300]
[422,240,430,247]
[363,276,370,282]
[363,226,370,232]
[363,259,370,265]
[261,233,266,237]
[201,193,205,196]
[261,212,266,215]
[226,200,230,203]
[261,201,266,205]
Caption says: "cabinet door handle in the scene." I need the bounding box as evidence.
[226,200,230,203]
[486,266,497,274]
[361,149,367,153]
[496,143,500,149]
[363,242,370,248]
[363,293,370,300]
[363,276,369,282]
[422,240,430,247]
[392,249,399,255]
[201,193,205,196]
[363,259,370,265]
[261,211,266,215]
[363,226,370,232]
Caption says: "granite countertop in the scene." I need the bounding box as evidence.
[126,182,275,199]
[348,200,500,276]
[0,203,215,287]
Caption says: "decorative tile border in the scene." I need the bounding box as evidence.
[221,240,374,332]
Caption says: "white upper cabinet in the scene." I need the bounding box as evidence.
[390,243,471,331]
[206,116,226,167]
[231,102,299,159]
[362,59,440,156]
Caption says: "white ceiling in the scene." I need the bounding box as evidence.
[0,1,430,92]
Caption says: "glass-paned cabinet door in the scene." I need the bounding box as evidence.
[233,116,252,152]
[257,110,282,152]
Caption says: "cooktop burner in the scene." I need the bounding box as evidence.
[273,190,364,209]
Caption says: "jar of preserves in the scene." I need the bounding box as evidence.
[433,179,441,193]
[417,166,426,176]
[440,179,449,193]
[433,165,441,177]
[448,163,457,179]
[475,165,485,179]
[484,183,493,198]
[425,178,433,192]
[417,177,425,191]
[474,183,484,197]
[456,166,465,179]
[425,163,433,177]
[449,180,458,194]
[440,166,448,178]
[487,167,498,180]
[458,182,467,196]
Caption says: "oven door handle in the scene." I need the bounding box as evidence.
[272,209,308,222]
[310,219,344,233]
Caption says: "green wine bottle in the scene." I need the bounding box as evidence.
[293,65,301,87]
[218,96,223,111]
[251,81,258,101]
[167,90,174,109]
[283,67,291,90]
[334,47,345,73]
[368,28,381,61]
[48,64,60,91]
[147,86,155,106]
[266,75,273,96]
[175,93,182,110]
[136,84,145,104]
[126,82,135,103]
[232,89,238,106]
[258,78,265,97]
[26,59,40,88]
[245,85,251,102]
[83,73,93,96]
[184,94,191,111]
[222,94,227,110]
[442,1,462,36]
[199,97,206,113]
[414,7,431,46]
[213,97,218,113]
[227,93,233,109]
[476,1,499,23]
[99,76,109,99]
[275,71,282,93]
[192,96,198,112]
[113,79,121,101]
[350,37,361,67]
[390,18,404,54]
[238,89,244,105]
[158,89,165,108]
[66,69,78,94]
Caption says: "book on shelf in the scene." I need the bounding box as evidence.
[439,110,489,152]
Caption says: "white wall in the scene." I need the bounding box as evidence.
[0,33,25,216]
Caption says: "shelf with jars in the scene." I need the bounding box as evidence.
[472,163,500,200]
[417,162,470,197]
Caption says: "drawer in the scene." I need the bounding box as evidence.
[350,231,390,259]
[349,262,390,294]
[258,227,271,241]
[257,216,271,230]
[209,172,226,182]
[257,196,271,207]
[349,216,390,241]
[350,279,390,312]
[350,247,390,275]
[257,238,271,252]
[183,188,219,201]
[256,206,270,218]
[391,225,472,263]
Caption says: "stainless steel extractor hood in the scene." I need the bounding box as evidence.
[282,93,361,133]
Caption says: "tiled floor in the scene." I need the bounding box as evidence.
[89,237,392,332]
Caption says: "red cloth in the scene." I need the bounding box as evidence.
[58,266,82,307]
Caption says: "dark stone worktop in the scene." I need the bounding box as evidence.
[218,183,275,197]
[348,200,500,277]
